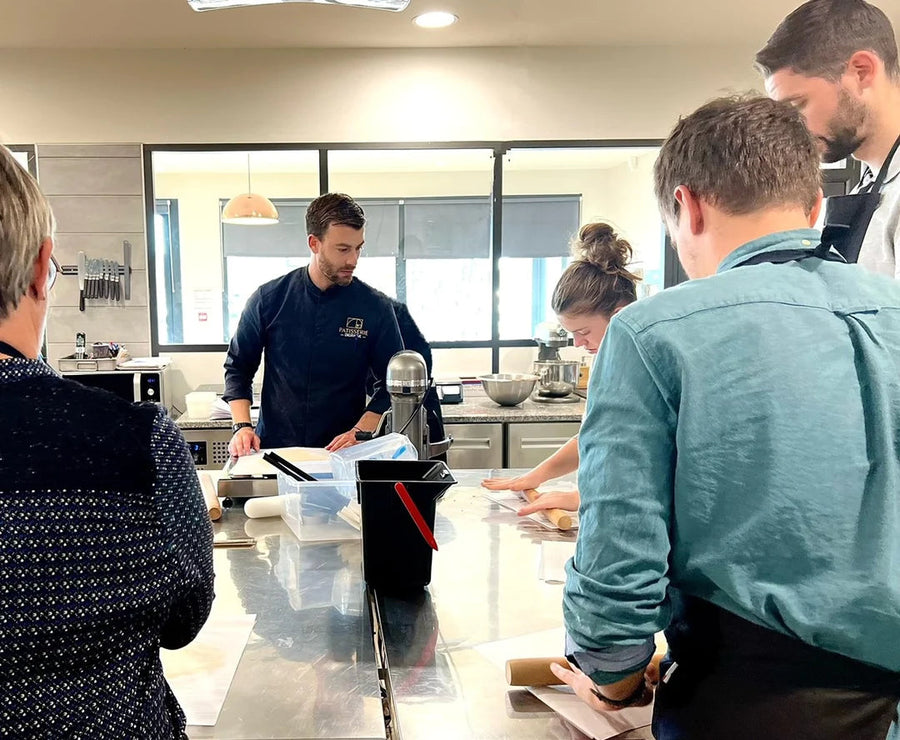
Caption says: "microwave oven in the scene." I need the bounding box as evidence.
[61,368,169,406]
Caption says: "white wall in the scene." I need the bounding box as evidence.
[0,43,763,404]
[1,45,761,144]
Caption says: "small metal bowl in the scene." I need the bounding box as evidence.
[479,373,540,406]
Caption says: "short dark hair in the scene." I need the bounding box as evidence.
[756,0,900,80]
[305,192,365,239]
[653,95,821,224]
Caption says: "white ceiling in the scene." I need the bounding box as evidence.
[2,0,898,50]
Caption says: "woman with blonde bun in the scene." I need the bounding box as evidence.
[482,222,641,513]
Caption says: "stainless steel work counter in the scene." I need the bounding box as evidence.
[190,513,386,739]
[372,470,650,740]
[194,470,648,740]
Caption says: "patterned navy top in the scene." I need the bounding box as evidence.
[0,358,215,739]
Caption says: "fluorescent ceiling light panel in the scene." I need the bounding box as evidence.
[188,0,409,10]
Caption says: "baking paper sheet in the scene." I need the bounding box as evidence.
[475,628,654,740]
[482,489,580,530]
[161,612,257,726]
[226,447,331,477]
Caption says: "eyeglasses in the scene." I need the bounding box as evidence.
[47,255,59,290]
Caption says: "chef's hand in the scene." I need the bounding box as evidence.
[518,489,580,516]
[229,427,260,458]
[326,429,361,452]
[549,662,653,713]
[481,471,546,492]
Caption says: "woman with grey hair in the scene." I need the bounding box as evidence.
[0,145,215,739]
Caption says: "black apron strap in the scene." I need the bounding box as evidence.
[868,133,900,194]
[0,341,28,360]
[735,246,846,268]
[824,133,900,262]
[846,132,900,235]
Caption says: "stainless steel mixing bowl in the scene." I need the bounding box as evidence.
[479,373,540,406]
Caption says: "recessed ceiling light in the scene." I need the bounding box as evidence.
[413,11,458,28]
[188,0,409,11]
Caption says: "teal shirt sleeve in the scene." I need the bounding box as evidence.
[563,316,676,684]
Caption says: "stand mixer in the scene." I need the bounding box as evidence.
[374,350,453,458]
[532,323,579,403]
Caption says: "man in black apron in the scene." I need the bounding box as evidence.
[553,96,900,740]
[757,0,900,275]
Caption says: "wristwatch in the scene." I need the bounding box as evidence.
[590,679,648,708]
[232,422,254,434]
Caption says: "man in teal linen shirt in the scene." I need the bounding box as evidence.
[553,96,900,739]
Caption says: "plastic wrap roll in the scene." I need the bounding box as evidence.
[244,496,284,519]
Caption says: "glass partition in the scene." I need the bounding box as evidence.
[150,149,320,344]
[328,148,494,343]
[501,146,664,339]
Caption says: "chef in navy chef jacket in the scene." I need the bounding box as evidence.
[224,192,403,455]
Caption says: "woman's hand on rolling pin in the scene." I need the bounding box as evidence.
[481,471,546,492]
[517,489,580,515]
[228,427,260,458]
[549,662,653,713]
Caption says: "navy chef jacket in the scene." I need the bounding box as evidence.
[223,266,403,448]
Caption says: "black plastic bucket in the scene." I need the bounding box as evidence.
[356,460,457,594]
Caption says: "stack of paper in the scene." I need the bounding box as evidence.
[209,397,259,422]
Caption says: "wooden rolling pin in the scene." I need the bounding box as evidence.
[198,472,222,521]
[506,657,572,686]
[523,489,573,531]
[507,654,665,687]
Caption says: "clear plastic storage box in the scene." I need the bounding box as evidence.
[276,473,360,542]
[328,433,417,480]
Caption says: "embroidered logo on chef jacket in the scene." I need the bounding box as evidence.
[340,317,368,339]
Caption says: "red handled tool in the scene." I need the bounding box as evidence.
[394,482,439,551]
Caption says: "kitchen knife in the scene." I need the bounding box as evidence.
[77,251,86,311]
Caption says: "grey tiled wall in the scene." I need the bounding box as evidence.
[39,144,151,367]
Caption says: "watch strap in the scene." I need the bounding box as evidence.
[590,679,647,708]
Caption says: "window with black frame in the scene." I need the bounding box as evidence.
[150,148,321,347]
[219,194,580,343]
[154,199,184,344]
[145,144,666,356]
